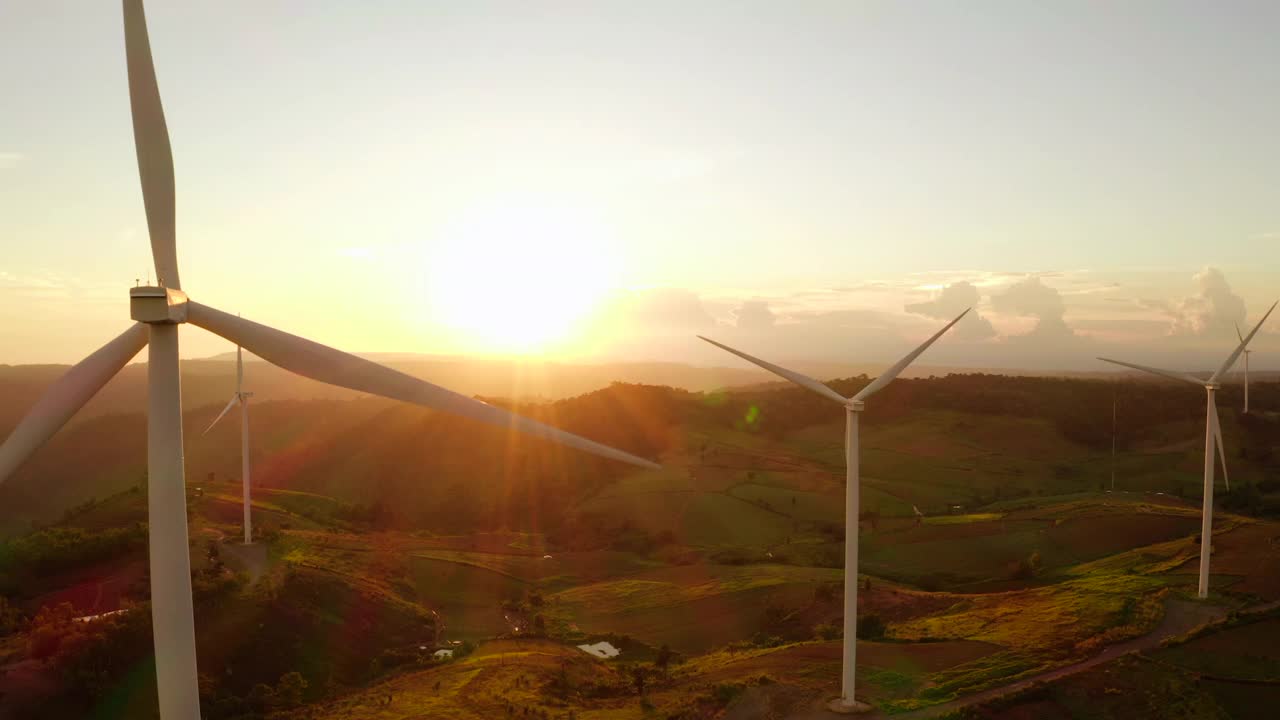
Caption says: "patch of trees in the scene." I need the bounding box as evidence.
[18,602,156,715]
[0,525,147,593]
[547,513,677,555]
[700,373,1280,454]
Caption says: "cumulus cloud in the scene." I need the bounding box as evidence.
[905,281,995,339]
[733,299,776,331]
[616,288,716,331]
[1168,266,1246,337]
[991,276,1076,340]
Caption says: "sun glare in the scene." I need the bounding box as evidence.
[426,199,619,354]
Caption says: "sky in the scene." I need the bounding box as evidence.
[1,1,1278,373]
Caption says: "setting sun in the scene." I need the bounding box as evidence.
[425,198,620,354]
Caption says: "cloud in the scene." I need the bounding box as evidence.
[0,152,22,169]
[905,281,996,339]
[615,288,716,331]
[1168,266,1246,337]
[991,276,1077,341]
[733,299,776,331]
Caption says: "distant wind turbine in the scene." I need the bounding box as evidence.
[699,309,969,713]
[0,3,658,719]
[1098,300,1276,599]
[1236,323,1254,413]
[203,346,254,544]
[1105,389,1116,489]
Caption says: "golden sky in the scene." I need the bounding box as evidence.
[2,2,1278,370]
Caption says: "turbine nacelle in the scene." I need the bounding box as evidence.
[130,286,189,325]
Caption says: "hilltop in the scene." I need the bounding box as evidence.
[0,373,1278,718]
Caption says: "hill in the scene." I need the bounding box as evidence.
[2,373,1280,717]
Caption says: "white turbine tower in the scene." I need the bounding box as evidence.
[1236,323,1253,413]
[1098,300,1276,599]
[0,3,659,718]
[698,309,968,713]
[203,346,254,544]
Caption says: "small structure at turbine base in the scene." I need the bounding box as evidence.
[827,697,874,714]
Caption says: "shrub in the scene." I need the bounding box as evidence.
[856,614,886,640]
[275,671,308,707]
[814,622,840,640]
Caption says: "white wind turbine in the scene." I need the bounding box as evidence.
[203,346,254,545]
[0,3,659,718]
[698,309,969,713]
[1236,323,1254,413]
[1098,300,1276,599]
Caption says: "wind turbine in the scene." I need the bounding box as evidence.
[1098,300,1276,599]
[203,346,254,544]
[698,309,968,713]
[0,3,659,718]
[1236,323,1253,413]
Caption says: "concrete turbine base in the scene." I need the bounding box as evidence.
[827,697,873,714]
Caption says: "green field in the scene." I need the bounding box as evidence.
[548,564,841,651]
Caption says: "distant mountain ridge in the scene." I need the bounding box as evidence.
[4,352,1269,439]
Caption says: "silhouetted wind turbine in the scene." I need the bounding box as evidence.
[1236,322,1254,413]
[1099,300,1276,599]
[0,3,658,718]
[698,309,968,713]
[203,346,254,544]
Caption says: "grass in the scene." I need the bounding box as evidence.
[1152,618,1280,680]
[547,564,840,651]
[890,572,1166,657]
[861,501,1202,589]
[956,655,1233,720]
[406,556,528,640]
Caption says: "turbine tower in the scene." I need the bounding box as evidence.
[1236,323,1253,413]
[1099,300,1275,599]
[0,3,659,718]
[698,309,968,713]
[203,346,253,544]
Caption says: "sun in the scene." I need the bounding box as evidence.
[426,199,619,354]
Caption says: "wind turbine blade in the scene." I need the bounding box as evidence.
[1236,322,1245,345]
[202,394,240,436]
[852,308,969,403]
[1210,301,1277,384]
[1210,394,1229,491]
[0,324,148,484]
[696,336,848,406]
[186,302,660,470]
[235,345,243,389]
[1097,357,1204,386]
[123,0,180,290]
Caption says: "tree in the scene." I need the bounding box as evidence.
[631,665,646,696]
[813,622,839,640]
[205,539,223,573]
[0,596,24,636]
[655,644,673,676]
[248,683,275,712]
[275,671,308,707]
[856,614,885,640]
